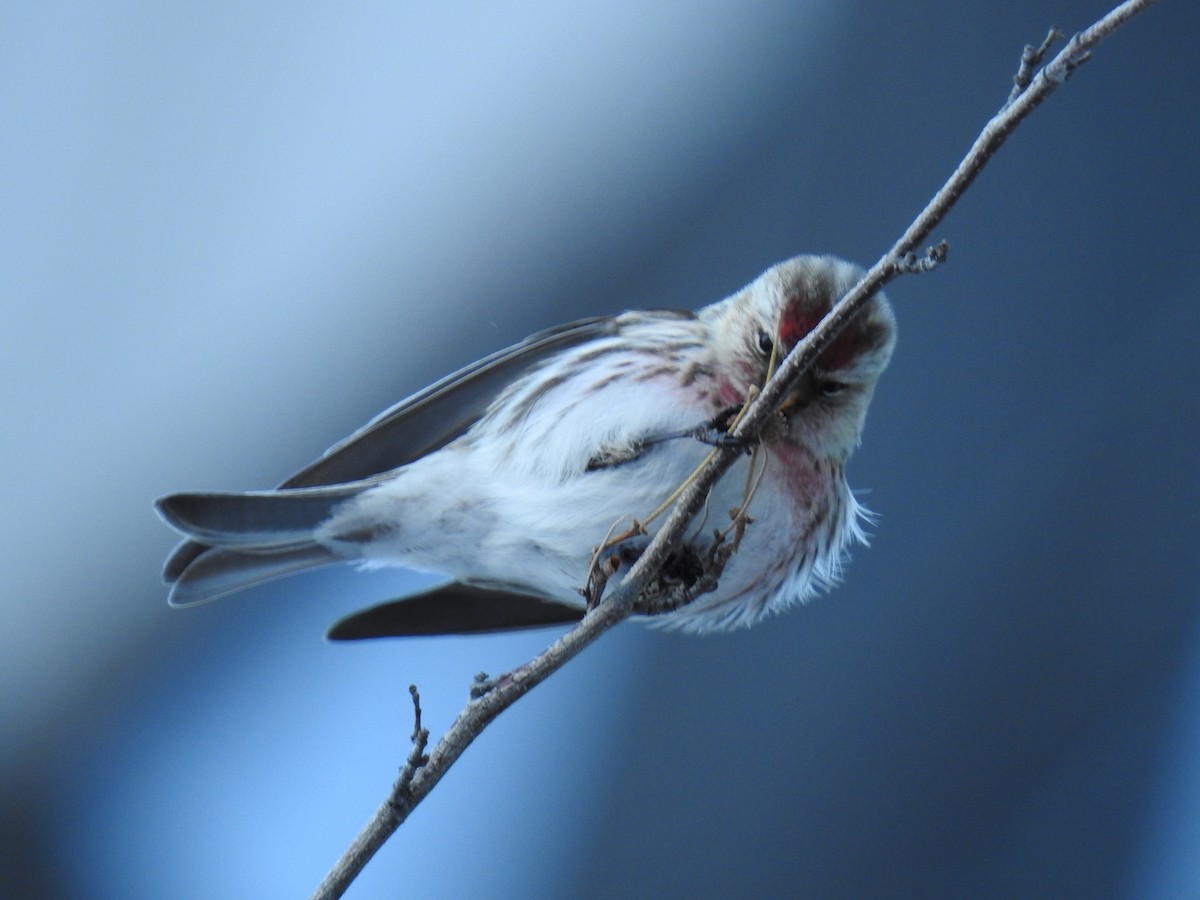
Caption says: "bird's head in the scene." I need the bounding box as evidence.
[706,255,896,459]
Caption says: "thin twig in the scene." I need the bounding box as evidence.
[1007,28,1063,108]
[309,2,1158,895]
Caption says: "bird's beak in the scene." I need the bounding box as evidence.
[779,371,816,412]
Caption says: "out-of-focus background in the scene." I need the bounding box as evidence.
[4,1,1198,897]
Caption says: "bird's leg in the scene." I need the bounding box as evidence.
[637,404,755,453]
[689,403,755,450]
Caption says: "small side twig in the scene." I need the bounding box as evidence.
[893,240,951,275]
[1007,27,1063,106]
[309,2,1159,896]
[396,686,430,788]
[309,687,429,899]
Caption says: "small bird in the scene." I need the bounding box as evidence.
[156,255,895,638]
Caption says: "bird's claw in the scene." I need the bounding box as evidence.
[689,425,754,452]
[689,404,754,452]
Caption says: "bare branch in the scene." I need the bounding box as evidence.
[309,597,634,900]
[309,2,1159,895]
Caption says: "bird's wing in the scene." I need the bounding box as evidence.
[163,315,619,582]
[325,581,585,639]
[282,315,620,488]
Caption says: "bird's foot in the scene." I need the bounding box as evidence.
[689,405,754,452]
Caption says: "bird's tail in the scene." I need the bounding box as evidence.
[155,484,366,606]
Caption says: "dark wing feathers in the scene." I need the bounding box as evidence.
[282,315,619,488]
[325,582,585,639]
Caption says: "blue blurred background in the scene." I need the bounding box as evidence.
[3,1,1198,897]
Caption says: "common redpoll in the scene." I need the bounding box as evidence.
[156,255,895,636]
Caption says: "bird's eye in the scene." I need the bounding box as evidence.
[756,331,774,357]
[818,380,846,397]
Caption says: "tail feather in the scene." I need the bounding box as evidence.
[166,543,340,607]
[156,484,366,605]
[162,539,207,582]
[155,486,361,548]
